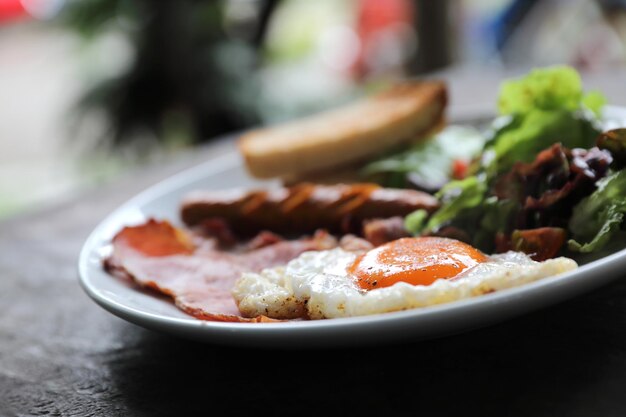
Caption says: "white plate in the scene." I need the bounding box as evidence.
[78,107,626,348]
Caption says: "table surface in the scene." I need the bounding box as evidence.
[3,68,626,416]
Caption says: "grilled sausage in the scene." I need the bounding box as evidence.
[180,183,439,236]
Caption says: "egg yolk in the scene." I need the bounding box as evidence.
[348,237,487,290]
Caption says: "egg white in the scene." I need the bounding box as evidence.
[232,248,578,320]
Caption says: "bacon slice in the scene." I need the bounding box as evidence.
[104,219,337,322]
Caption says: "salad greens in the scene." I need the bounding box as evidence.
[497,65,604,115]
[363,125,485,191]
[483,109,600,175]
[568,170,626,253]
[404,176,487,236]
[483,65,604,176]
[365,65,626,258]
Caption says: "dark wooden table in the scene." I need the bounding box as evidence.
[3,68,626,416]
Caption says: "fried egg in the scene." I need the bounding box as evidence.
[232,237,578,320]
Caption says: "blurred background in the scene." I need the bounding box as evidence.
[1,0,626,219]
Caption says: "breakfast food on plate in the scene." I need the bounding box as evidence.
[233,237,577,320]
[238,80,447,180]
[180,183,438,236]
[106,183,440,322]
[102,65,626,324]
[106,219,577,322]
[104,219,338,322]
[401,141,616,260]
[365,66,626,259]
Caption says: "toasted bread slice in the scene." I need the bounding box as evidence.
[280,115,446,186]
[238,80,447,179]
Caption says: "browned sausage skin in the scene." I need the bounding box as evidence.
[180,183,439,237]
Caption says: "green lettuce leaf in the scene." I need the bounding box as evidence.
[411,175,488,235]
[481,65,605,176]
[404,209,428,235]
[363,125,485,188]
[485,109,601,174]
[497,65,584,115]
[582,91,608,117]
[405,182,518,253]
[568,170,626,253]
